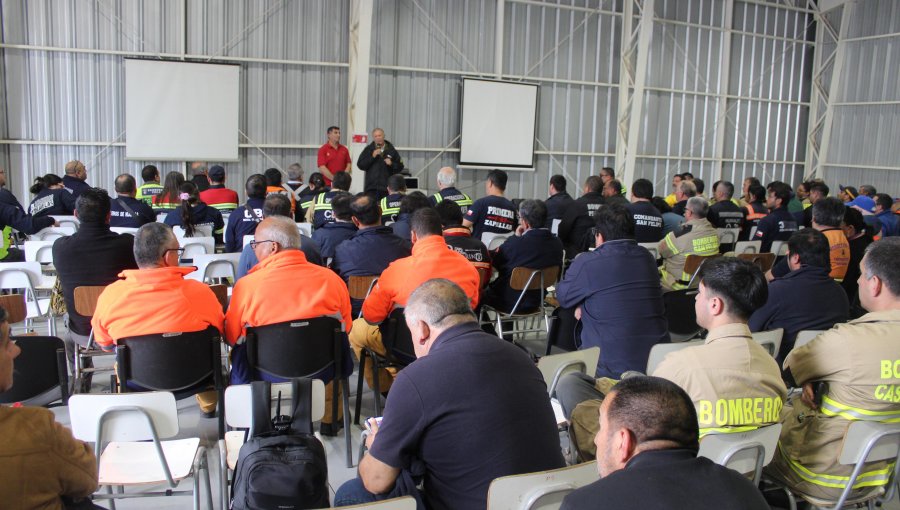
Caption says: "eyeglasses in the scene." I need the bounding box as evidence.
[165,248,185,257]
[249,239,278,250]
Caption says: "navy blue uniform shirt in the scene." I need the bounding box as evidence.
[224,198,265,252]
[109,196,156,228]
[544,191,574,227]
[62,175,91,199]
[754,206,798,252]
[163,202,225,243]
[311,221,358,260]
[627,200,664,243]
[333,226,411,316]
[29,188,76,217]
[557,192,604,256]
[483,228,563,312]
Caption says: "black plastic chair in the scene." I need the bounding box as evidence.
[663,289,704,342]
[354,308,414,426]
[245,317,353,467]
[0,335,68,407]
[116,326,225,438]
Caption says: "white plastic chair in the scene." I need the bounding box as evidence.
[219,381,325,510]
[793,330,823,350]
[646,339,704,375]
[751,328,783,358]
[734,240,761,254]
[699,423,782,485]
[550,219,562,236]
[178,236,215,260]
[486,461,599,510]
[483,231,514,251]
[296,222,312,237]
[23,240,55,264]
[340,497,419,509]
[173,224,213,239]
[50,215,80,231]
[68,392,212,510]
[110,226,140,235]
[770,240,789,257]
[717,228,740,246]
[186,253,242,283]
[30,225,76,241]
[0,261,54,335]
[638,242,660,259]
[243,234,255,248]
[537,347,601,399]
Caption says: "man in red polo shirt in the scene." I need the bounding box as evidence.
[318,126,352,186]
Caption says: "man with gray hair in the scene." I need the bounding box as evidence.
[225,215,353,435]
[428,166,473,213]
[658,196,719,290]
[671,180,698,216]
[335,279,565,508]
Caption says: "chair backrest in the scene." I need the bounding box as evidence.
[246,317,344,380]
[734,240,761,254]
[638,242,660,259]
[117,326,222,392]
[110,226,140,235]
[296,222,312,237]
[698,423,782,485]
[30,226,75,241]
[224,380,326,428]
[23,240,56,264]
[0,262,43,297]
[0,335,67,406]
[833,422,900,508]
[770,240,789,257]
[0,294,28,324]
[663,289,702,341]
[208,284,228,310]
[737,252,776,273]
[339,497,419,510]
[379,308,416,365]
[683,254,719,287]
[486,461,599,510]
[646,339,704,375]
[73,285,107,316]
[68,391,180,442]
[50,215,80,228]
[186,252,242,282]
[156,212,168,223]
[537,347,601,397]
[179,237,215,259]
[483,232,513,251]
[174,224,213,238]
[793,330,823,349]
[751,328,783,358]
[550,219,562,236]
[717,228,740,246]
[510,266,560,291]
[348,275,379,301]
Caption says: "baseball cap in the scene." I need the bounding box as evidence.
[208,165,225,181]
[839,185,857,199]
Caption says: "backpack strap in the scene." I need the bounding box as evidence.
[250,380,273,437]
[289,378,314,435]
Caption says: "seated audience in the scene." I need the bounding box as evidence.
[872,193,899,237]
[754,181,799,252]
[544,174,574,228]
[224,174,267,253]
[742,183,769,239]
[226,216,352,435]
[602,179,629,207]
[652,196,684,236]
[298,172,326,220]
[391,191,431,241]
[749,229,849,365]
[796,181,828,228]
[379,174,407,224]
[311,193,357,261]
[306,171,352,228]
[739,176,761,208]
[766,238,900,503]
[109,173,156,228]
[560,376,770,510]
[29,173,76,217]
[163,181,225,243]
[62,160,91,199]
[841,207,874,317]
[482,199,563,313]
[428,166,473,212]
[335,279,565,508]
[91,222,224,413]
[670,180,697,217]
[559,258,786,461]
[842,184,876,213]
[189,162,209,192]
[136,164,163,206]
[198,165,239,212]
[351,208,480,392]
[436,200,491,285]
[658,197,719,290]
[558,176,605,257]
[0,306,100,509]
[556,204,669,378]
[265,167,297,216]
[663,172,683,207]
[463,169,518,240]
[769,197,850,282]
[334,195,412,317]
[627,178,664,243]
[284,162,307,221]
[235,194,324,280]
[152,171,186,213]
[707,180,746,233]
[53,188,138,390]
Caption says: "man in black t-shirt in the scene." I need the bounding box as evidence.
[707,180,746,231]
[545,174,574,229]
[626,178,664,243]
[558,175,605,257]
[462,169,518,240]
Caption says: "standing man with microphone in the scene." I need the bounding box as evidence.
[357,128,404,201]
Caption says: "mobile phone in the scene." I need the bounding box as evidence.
[365,416,383,432]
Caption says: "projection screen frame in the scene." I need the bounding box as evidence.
[458,77,539,171]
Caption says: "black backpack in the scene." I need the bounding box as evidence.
[230,379,330,510]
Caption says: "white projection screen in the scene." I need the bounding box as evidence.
[125,59,239,161]
[459,78,538,169]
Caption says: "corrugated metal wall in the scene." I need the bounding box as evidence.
[824,0,900,194]
[2,0,890,208]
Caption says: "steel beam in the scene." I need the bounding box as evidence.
[348,0,374,195]
[713,0,736,184]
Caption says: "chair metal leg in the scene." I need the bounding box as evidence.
[219,440,229,510]
[106,485,117,510]
[202,451,213,510]
[354,350,367,425]
[372,352,382,417]
[342,377,352,468]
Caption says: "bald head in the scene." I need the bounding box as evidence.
[437,167,457,189]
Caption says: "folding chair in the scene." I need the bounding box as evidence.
[340,497,418,509]
[72,285,114,392]
[23,240,56,264]
[770,240,789,257]
[296,222,312,237]
[0,293,28,330]
[348,275,379,319]
[479,266,560,342]
[178,236,215,261]
[681,254,719,288]
[173,225,213,239]
[734,240,762,254]
[663,288,703,342]
[717,228,741,248]
[751,328,783,358]
[486,461,599,510]
[218,380,325,510]
[245,316,354,467]
[646,339,704,375]
[354,308,414,426]
[50,215,80,231]
[0,335,68,407]
[550,219,562,236]
[638,242,660,260]
[0,261,54,335]
[68,391,213,510]
[699,423,782,486]
[793,330,823,350]
[769,422,900,510]
[738,252,776,273]
[536,347,601,430]
[29,225,76,241]
[208,284,229,311]
[110,226,139,235]
[116,325,226,438]
[483,231,514,250]
[185,252,242,284]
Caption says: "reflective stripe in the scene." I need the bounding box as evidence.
[210,202,237,211]
[820,396,900,423]
[699,424,761,438]
[779,444,895,489]
[433,193,443,203]
[0,226,11,260]
[664,234,679,256]
[314,193,332,211]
